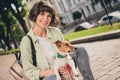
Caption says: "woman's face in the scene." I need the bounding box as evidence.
[35,11,52,29]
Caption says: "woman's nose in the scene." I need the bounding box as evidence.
[43,15,48,21]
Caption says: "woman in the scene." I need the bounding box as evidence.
[20,1,94,80]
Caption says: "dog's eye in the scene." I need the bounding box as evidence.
[65,43,69,46]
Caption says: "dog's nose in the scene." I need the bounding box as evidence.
[75,47,77,51]
[68,51,71,53]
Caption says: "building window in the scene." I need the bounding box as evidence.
[66,0,72,7]
[86,6,91,14]
[58,1,66,12]
[73,0,76,4]
[66,15,70,23]
[91,4,96,11]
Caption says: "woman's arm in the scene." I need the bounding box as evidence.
[39,69,55,77]
[20,36,40,80]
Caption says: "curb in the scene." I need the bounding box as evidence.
[70,30,120,44]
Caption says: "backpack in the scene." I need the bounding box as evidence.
[9,35,37,80]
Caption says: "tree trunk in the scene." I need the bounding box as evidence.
[6,27,12,50]
[18,18,29,34]
[2,35,12,50]
[0,25,12,50]
[0,39,6,51]
[108,2,113,10]
[9,6,29,34]
[9,28,18,48]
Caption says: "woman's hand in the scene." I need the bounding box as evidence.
[58,65,68,75]
[40,69,55,77]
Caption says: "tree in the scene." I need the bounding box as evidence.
[92,0,113,9]
[92,0,112,26]
[72,11,82,20]
[0,0,29,34]
[0,0,30,50]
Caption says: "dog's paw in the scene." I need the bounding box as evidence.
[56,77,61,80]
[74,72,79,77]
[75,74,79,77]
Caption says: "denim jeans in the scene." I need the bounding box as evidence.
[73,47,94,80]
[42,74,65,80]
[42,47,94,80]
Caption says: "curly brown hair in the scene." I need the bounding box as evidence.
[28,1,61,27]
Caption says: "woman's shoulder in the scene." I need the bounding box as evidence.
[21,35,29,41]
[20,35,31,46]
[48,26,61,33]
[48,26,59,30]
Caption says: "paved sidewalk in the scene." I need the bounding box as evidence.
[75,38,120,80]
[0,54,16,80]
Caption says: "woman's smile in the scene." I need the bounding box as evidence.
[36,12,52,29]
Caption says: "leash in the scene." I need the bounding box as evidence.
[65,64,74,80]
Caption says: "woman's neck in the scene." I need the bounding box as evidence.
[33,25,47,38]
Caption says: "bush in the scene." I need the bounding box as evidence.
[72,11,82,20]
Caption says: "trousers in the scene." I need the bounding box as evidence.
[43,47,94,80]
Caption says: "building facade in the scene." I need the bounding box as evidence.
[49,0,120,24]
[27,0,120,25]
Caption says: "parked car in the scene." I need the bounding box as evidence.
[74,25,86,32]
[74,22,97,32]
[98,10,120,25]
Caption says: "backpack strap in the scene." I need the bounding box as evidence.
[14,51,21,61]
[14,35,37,66]
[26,35,37,67]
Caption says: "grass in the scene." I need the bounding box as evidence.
[64,22,120,40]
[0,48,20,55]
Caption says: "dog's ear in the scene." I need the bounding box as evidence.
[55,40,61,47]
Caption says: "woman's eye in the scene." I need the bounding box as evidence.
[48,15,52,18]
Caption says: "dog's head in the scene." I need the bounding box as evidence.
[55,40,76,55]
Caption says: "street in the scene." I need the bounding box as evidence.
[0,38,120,80]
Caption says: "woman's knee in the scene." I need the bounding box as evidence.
[75,46,89,60]
[76,47,87,55]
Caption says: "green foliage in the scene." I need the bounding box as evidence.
[12,24,25,42]
[72,11,82,20]
[0,0,29,50]
[0,47,20,55]
[64,22,120,40]
[91,0,100,4]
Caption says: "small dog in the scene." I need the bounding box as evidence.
[54,40,79,80]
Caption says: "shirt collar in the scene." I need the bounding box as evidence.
[27,27,52,43]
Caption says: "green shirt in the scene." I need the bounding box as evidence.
[20,26,64,80]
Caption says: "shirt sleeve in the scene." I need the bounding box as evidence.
[20,36,40,80]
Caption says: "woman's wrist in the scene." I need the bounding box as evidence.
[39,69,55,77]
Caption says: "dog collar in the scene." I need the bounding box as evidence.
[57,52,66,58]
